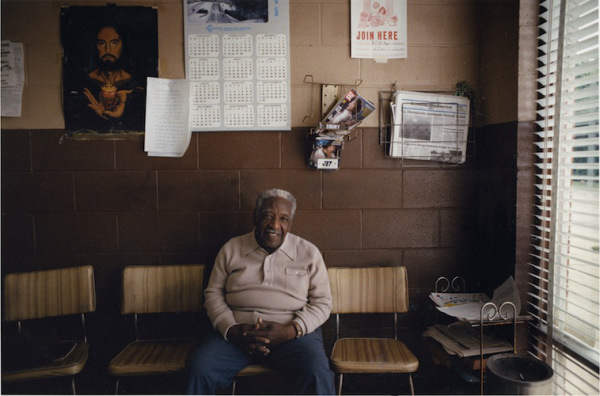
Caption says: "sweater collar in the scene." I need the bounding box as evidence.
[242,230,296,261]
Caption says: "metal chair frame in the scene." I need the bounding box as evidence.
[2,265,96,395]
[328,266,418,396]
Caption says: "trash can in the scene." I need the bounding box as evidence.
[486,353,554,395]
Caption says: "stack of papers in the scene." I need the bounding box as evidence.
[430,292,489,307]
[424,323,513,358]
[430,276,521,322]
[389,90,470,163]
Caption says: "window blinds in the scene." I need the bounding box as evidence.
[532,0,599,394]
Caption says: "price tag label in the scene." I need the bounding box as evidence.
[317,158,339,170]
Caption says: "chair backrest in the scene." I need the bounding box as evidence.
[3,265,96,322]
[121,265,205,314]
[328,266,409,314]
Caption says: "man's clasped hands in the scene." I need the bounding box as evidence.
[226,318,297,356]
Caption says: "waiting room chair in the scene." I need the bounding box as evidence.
[328,266,419,395]
[108,264,205,394]
[2,265,97,394]
[232,364,276,394]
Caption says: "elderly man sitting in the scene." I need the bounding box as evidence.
[187,189,334,395]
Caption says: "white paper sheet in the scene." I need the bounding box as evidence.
[1,41,25,117]
[144,77,191,157]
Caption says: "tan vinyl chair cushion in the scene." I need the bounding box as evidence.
[109,339,196,376]
[330,338,419,373]
[328,267,418,377]
[3,265,96,321]
[2,342,89,383]
[121,265,204,314]
[328,266,409,314]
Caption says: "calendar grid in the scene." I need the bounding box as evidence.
[184,0,291,131]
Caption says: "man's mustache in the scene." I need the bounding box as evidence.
[101,54,117,62]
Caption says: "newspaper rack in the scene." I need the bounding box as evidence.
[302,75,365,130]
[428,276,526,395]
[478,301,518,394]
[436,275,466,293]
[379,90,476,167]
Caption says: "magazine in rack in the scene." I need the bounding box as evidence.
[309,89,376,170]
[315,89,376,135]
[389,91,470,164]
[307,135,344,170]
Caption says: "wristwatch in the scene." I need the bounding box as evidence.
[292,320,303,338]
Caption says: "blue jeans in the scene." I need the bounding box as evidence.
[186,327,335,395]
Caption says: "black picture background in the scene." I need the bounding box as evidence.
[61,5,158,135]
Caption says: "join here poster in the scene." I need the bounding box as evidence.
[351,0,407,60]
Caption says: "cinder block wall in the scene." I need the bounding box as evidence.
[1,0,521,392]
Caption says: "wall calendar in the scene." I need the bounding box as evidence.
[183,0,291,131]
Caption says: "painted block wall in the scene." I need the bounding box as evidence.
[1,1,522,393]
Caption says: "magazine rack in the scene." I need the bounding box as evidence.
[434,276,466,323]
[428,276,525,395]
[303,75,375,170]
[302,75,364,129]
[379,89,476,167]
[477,301,518,394]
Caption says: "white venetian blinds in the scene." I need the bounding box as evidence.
[532,0,599,394]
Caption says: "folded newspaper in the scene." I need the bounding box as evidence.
[389,90,470,163]
[424,322,513,358]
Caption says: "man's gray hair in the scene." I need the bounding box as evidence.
[254,189,297,221]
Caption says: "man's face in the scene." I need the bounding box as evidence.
[347,98,358,112]
[96,27,122,65]
[324,145,336,155]
[254,197,293,253]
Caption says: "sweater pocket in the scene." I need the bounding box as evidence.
[285,267,309,296]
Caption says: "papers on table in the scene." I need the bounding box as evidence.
[430,292,489,308]
[431,276,522,322]
[425,277,525,361]
[424,323,513,358]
